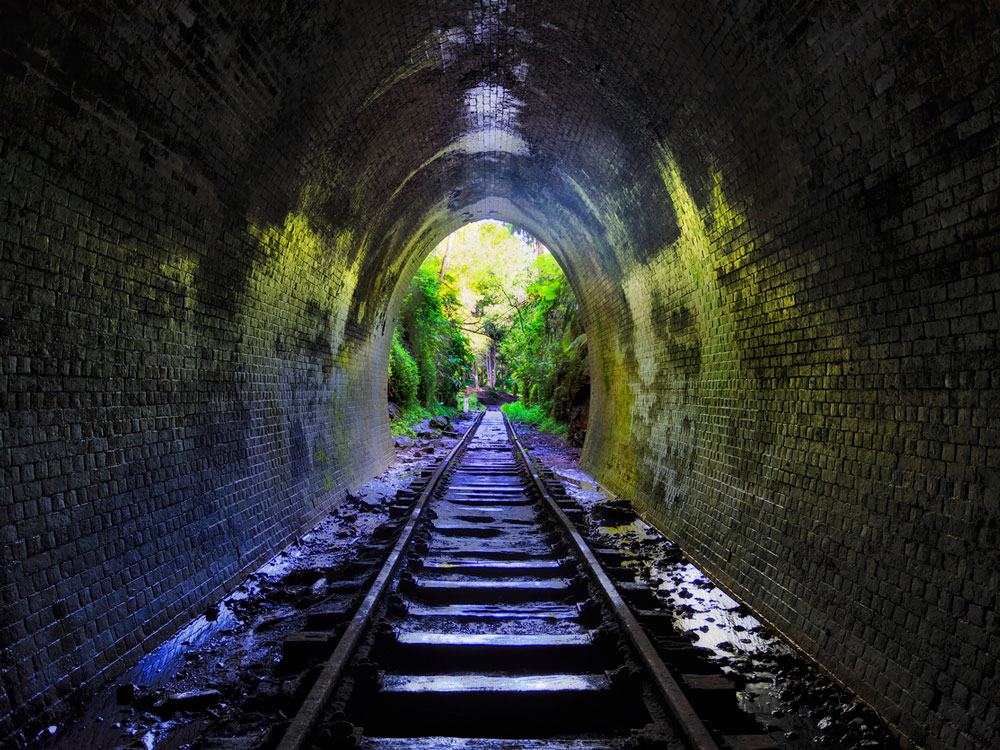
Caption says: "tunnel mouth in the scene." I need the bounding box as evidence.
[3,3,996,746]
[386,220,590,446]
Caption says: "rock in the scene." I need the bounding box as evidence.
[393,435,414,448]
[592,500,634,524]
[428,415,451,430]
[254,614,288,631]
[33,726,58,742]
[154,689,222,716]
[116,683,137,705]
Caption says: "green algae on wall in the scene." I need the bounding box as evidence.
[241,209,388,512]
[595,146,809,561]
[582,343,638,493]
[590,143,824,631]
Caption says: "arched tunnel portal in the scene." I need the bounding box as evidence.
[1,2,998,747]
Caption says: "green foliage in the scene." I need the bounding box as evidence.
[388,329,419,410]
[390,420,417,438]
[501,400,568,437]
[434,405,464,420]
[388,220,588,443]
[496,253,588,433]
[398,265,472,409]
[390,403,433,436]
[390,401,469,436]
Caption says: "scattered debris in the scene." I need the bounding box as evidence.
[41,416,476,750]
[515,422,896,750]
[153,689,222,717]
[42,414,892,750]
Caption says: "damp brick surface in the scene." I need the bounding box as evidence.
[1,2,997,748]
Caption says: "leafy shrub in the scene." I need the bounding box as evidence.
[501,399,568,437]
[399,266,472,409]
[388,329,419,410]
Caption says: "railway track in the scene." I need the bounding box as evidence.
[274,410,775,750]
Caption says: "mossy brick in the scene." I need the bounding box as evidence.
[1,2,998,748]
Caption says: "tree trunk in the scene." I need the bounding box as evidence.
[438,234,452,284]
[486,340,497,388]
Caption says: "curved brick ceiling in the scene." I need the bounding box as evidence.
[1,2,998,748]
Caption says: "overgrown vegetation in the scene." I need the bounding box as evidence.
[387,221,589,443]
[390,264,472,413]
[496,253,589,441]
[500,400,567,437]
[388,329,419,412]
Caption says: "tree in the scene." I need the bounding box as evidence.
[396,265,472,409]
[389,220,589,442]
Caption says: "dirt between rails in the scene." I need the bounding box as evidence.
[37,414,894,750]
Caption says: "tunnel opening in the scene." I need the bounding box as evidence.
[386,220,591,447]
[1,2,997,747]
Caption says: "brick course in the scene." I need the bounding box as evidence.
[1,1,997,747]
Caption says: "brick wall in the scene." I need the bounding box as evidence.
[1,1,997,747]
[579,3,1000,748]
[0,3,395,743]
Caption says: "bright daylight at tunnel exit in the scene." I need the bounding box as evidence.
[387,221,590,445]
[1,2,998,750]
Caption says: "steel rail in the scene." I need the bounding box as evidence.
[277,410,486,750]
[504,413,721,750]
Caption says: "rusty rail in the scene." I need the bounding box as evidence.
[276,410,485,750]
[504,412,720,750]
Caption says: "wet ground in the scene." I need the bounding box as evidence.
[38,414,895,750]
[515,425,897,750]
[40,415,475,750]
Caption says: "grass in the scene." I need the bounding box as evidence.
[500,400,568,437]
[390,404,429,437]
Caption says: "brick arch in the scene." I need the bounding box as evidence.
[1,2,997,747]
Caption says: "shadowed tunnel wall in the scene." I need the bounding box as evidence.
[1,1,997,747]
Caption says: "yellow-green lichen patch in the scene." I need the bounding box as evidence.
[239,207,380,499]
[606,148,761,533]
[581,341,637,498]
